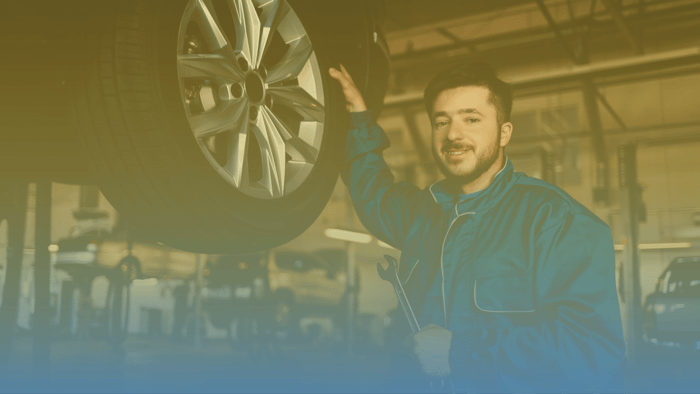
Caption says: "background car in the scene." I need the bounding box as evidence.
[3,0,390,253]
[642,256,700,353]
[204,250,352,343]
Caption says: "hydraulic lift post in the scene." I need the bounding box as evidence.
[193,254,205,348]
[0,183,28,366]
[346,241,356,356]
[618,144,642,367]
[33,181,52,379]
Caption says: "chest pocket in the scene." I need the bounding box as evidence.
[473,273,535,313]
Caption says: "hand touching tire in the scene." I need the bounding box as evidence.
[329,65,368,113]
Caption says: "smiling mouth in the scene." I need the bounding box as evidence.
[444,149,472,156]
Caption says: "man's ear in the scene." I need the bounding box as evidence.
[500,122,513,148]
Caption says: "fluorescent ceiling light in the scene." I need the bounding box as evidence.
[133,278,158,286]
[324,228,372,244]
[614,242,692,251]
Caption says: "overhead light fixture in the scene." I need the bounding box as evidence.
[133,278,158,286]
[48,244,59,253]
[614,242,692,251]
[639,242,692,250]
[324,228,373,244]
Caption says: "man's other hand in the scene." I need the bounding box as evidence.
[328,64,368,113]
[405,324,453,377]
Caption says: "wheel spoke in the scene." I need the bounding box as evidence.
[262,106,318,164]
[224,121,249,187]
[266,35,313,84]
[267,85,324,123]
[194,0,230,51]
[178,54,243,82]
[229,0,261,66]
[256,0,290,69]
[254,108,287,197]
[189,99,249,139]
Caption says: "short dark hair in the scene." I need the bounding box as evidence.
[423,62,513,124]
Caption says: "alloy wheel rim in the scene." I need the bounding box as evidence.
[177,0,325,199]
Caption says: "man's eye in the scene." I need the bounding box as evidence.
[434,121,448,127]
[466,118,480,123]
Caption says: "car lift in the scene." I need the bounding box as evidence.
[0,181,52,380]
[0,182,28,368]
[618,143,643,367]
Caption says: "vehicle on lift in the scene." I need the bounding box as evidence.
[52,225,199,344]
[4,0,389,254]
[203,250,350,350]
[642,256,700,352]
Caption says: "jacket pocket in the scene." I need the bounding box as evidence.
[473,273,535,313]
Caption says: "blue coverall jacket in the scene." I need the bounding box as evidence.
[341,111,626,393]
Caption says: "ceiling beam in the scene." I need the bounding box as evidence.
[390,1,700,69]
[436,27,462,43]
[600,0,644,54]
[595,89,627,130]
[384,46,700,109]
[436,27,477,52]
[535,0,582,63]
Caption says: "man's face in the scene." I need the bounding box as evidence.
[431,86,508,185]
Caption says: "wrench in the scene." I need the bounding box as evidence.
[377,254,420,333]
[378,255,454,394]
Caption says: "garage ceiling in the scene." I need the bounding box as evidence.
[382,0,532,32]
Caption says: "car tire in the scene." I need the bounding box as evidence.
[73,0,345,253]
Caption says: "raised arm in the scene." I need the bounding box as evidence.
[328,66,423,250]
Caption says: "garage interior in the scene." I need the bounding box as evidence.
[1,0,700,392]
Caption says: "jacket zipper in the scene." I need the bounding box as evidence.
[439,205,475,328]
[402,259,419,285]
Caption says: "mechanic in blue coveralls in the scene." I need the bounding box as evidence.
[329,63,626,393]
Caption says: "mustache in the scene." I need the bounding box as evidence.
[442,143,474,152]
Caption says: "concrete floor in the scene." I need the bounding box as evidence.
[0,335,699,393]
[0,335,395,393]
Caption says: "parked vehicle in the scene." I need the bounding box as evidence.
[642,256,700,352]
[52,227,198,344]
[204,250,350,343]
[3,0,389,253]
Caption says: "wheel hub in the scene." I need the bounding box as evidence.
[245,73,265,104]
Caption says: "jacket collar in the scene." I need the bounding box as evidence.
[428,156,515,214]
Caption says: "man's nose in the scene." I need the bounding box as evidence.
[446,122,465,142]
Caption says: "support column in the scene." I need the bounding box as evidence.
[0,183,28,365]
[345,242,357,355]
[539,148,556,185]
[193,254,205,348]
[583,80,611,204]
[618,144,642,367]
[33,181,52,379]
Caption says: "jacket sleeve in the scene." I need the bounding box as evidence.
[449,211,626,393]
[339,111,423,250]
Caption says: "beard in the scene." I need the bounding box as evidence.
[432,129,501,186]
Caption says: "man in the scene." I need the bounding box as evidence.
[329,63,626,393]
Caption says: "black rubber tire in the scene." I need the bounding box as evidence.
[73,0,344,253]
